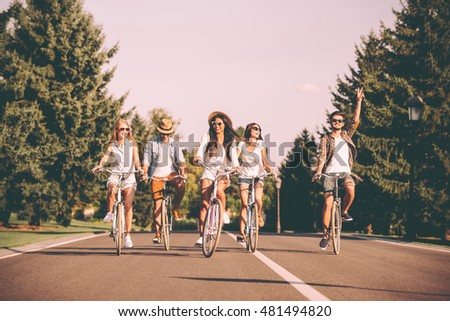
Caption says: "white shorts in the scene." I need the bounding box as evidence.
[200,168,228,182]
[107,174,137,191]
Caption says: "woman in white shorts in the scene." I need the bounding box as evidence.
[236,123,274,242]
[92,118,142,248]
[193,111,240,247]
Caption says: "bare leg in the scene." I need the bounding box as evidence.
[239,184,249,235]
[123,188,135,236]
[322,192,333,238]
[199,179,213,235]
[342,180,355,214]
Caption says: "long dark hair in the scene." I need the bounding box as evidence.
[206,115,240,161]
[244,122,263,141]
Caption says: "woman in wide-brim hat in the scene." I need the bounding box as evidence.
[192,111,240,247]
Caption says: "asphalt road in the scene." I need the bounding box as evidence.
[1,231,449,301]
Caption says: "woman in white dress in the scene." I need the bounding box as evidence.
[193,111,240,247]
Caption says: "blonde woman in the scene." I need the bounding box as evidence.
[92,119,142,248]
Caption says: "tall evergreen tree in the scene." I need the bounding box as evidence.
[331,0,449,238]
[277,129,319,232]
[0,0,124,225]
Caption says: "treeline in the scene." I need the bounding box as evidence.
[1,0,448,239]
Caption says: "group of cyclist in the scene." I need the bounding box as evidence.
[92,88,364,251]
[92,111,275,249]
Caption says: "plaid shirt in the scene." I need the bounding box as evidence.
[318,119,358,172]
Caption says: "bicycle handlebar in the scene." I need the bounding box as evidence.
[314,172,363,182]
[149,175,187,183]
[93,167,140,175]
[193,160,238,174]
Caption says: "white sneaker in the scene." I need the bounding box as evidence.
[194,237,203,247]
[223,212,230,224]
[103,212,114,223]
[124,235,133,248]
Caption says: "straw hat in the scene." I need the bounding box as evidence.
[208,111,233,127]
[156,119,174,134]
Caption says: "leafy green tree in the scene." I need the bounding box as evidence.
[331,0,449,238]
[0,0,124,225]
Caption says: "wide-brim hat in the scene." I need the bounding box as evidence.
[208,111,233,128]
[156,118,174,134]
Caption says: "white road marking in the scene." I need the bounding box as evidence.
[225,231,330,301]
[0,233,105,260]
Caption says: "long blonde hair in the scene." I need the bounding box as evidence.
[109,118,136,143]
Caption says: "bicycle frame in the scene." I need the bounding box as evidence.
[100,168,138,256]
[245,177,258,252]
[243,172,273,253]
[195,161,236,258]
[149,175,185,251]
[320,172,362,255]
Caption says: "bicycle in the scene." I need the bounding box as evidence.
[148,175,186,251]
[194,160,237,258]
[318,173,362,255]
[242,172,275,253]
[95,168,139,256]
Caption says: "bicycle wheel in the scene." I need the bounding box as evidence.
[202,199,223,258]
[248,203,259,253]
[330,200,341,255]
[161,197,170,251]
[115,204,123,256]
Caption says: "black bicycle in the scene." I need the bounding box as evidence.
[319,173,362,255]
[149,175,186,251]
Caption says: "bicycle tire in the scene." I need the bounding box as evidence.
[331,200,341,255]
[202,199,223,258]
[249,203,259,253]
[161,197,171,251]
[244,207,250,251]
[116,204,123,256]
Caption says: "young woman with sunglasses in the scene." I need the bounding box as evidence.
[193,111,240,247]
[236,123,274,242]
[92,118,142,248]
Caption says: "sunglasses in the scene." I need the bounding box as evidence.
[211,121,224,126]
[160,133,170,136]
[118,127,130,132]
[331,119,345,123]
[251,126,261,132]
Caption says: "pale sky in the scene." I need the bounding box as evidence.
[1,0,401,166]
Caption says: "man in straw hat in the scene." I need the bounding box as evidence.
[142,118,187,244]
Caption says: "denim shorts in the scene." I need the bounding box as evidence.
[323,172,354,193]
[238,177,264,185]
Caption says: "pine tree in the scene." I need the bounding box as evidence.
[277,129,320,232]
[0,0,124,225]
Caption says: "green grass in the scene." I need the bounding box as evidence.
[0,215,113,249]
[0,214,199,249]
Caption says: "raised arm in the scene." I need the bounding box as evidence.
[353,87,364,124]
